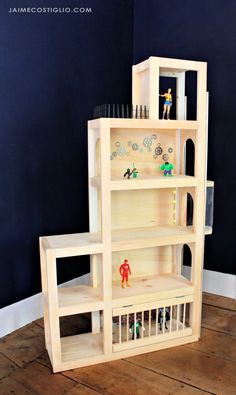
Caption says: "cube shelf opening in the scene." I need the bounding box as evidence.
[60,311,104,363]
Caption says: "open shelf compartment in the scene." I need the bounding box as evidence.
[59,311,104,364]
[112,243,194,306]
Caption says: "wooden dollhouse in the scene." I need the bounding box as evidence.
[39,56,214,372]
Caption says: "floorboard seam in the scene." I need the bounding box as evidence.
[0,350,22,370]
[33,320,44,329]
[201,325,236,338]
[61,374,106,395]
[202,302,236,312]
[183,343,236,363]
[123,359,216,394]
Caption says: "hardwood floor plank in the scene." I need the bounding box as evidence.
[203,293,236,311]
[202,304,236,336]
[64,383,101,394]
[64,359,209,394]
[0,352,18,380]
[0,323,45,367]
[127,346,236,395]
[186,328,236,362]
[36,351,51,369]
[0,361,76,395]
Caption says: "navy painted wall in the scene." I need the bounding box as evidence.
[1,0,235,310]
[133,0,236,275]
[0,0,133,308]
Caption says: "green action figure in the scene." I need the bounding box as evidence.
[160,162,174,176]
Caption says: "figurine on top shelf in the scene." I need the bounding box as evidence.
[129,318,145,340]
[119,259,131,288]
[124,163,138,179]
[160,88,172,120]
[160,161,174,176]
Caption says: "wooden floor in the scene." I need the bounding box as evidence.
[1,293,236,395]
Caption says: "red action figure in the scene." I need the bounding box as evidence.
[119,259,131,288]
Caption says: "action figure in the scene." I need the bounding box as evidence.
[124,168,132,179]
[160,162,174,176]
[158,307,170,331]
[132,167,138,178]
[129,318,145,339]
[160,88,172,120]
[124,164,138,179]
[119,259,131,288]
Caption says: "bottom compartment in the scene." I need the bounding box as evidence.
[59,311,104,362]
[112,295,193,352]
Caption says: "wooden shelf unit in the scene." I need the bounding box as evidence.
[40,56,213,372]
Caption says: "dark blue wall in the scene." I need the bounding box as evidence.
[133,0,236,275]
[0,0,133,308]
[1,0,234,309]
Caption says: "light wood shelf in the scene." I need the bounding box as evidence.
[61,332,104,363]
[41,232,102,258]
[91,175,198,191]
[112,273,194,307]
[40,56,212,372]
[58,285,104,316]
[111,225,195,251]
[89,118,198,130]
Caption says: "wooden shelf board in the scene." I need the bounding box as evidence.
[58,285,103,316]
[88,118,198,130]
[61,332,103,363]
[109,119,198,130]
[112,273,194,307]
[41,232,102,257]
[111,225,196,251]
[91,175,198,190]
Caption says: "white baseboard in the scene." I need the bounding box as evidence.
[202,269,236,299]
[0,274,89,338]
[182,266,236,299]
[0,270,235,338]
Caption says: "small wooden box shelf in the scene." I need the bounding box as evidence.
[40,56,214,372]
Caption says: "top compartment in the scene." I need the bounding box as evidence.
[132,56,207,121]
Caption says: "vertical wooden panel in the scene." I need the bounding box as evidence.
[170,305,173,333]
[46,250,61,366]
[100,119,113,356]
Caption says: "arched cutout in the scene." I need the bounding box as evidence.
[184,139,195,176]
[186,193,194,226]
[181,244,192,281]
[181,192,194,227]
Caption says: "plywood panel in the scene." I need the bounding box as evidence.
[110,128,176,177]
[111,189,174,229]
[112,246,173,281]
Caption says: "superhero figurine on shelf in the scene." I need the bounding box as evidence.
[123,168,132,179]
[124,163,138,179]
[160,88,172,120]
[119,259,131,288]
[160,162,174,176]
[158,307,170,331]
[129,318,145,340]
